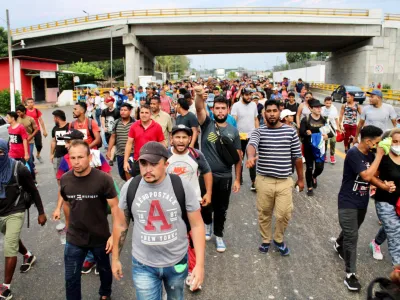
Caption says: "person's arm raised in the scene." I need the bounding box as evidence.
[194,86,207,126]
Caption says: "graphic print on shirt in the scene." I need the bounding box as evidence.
[106,116,116,132]
[76,129,88,140]
[167,161,195,181]
[353,160,371,196]
[135,191,179,246]
[55,130,67,146]
[9,134,22,144]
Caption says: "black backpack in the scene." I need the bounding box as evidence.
[70,119,102,148]
[13,161,35,227]
[367,278,400,300]
[127,174,190,232]
[214,122,240,167]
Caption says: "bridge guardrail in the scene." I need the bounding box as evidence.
[310,83,400,101]
[385,14,400,21]
[11,7,370,36]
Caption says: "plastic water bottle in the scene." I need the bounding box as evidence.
[56,222,66,245]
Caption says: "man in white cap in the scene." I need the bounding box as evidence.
[270,87,282,101]
[280,109,297,129]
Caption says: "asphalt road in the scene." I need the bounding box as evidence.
[0,105,394,300]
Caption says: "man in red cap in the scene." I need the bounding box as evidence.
[101,97,120,166]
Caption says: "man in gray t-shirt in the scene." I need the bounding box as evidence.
[355,90,397,143]
[111,142,205,298]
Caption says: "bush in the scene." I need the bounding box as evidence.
[0,89,21,115]
[383,84,391,90]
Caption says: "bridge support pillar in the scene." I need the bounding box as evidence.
[139,53,145,76]
[125,45,139,86]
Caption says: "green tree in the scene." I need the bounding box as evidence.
[0,27,8,58]
[286,52,312,63]
[227,71,237,79]
[156,55,191,77]
[311,52,330,60]
[59,60,105,92]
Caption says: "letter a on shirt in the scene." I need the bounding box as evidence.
[145,200,172,231]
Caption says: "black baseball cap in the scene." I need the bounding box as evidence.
[171,125,193,136]
[139,142,169,163]
[308,99,325,107]
[58,129,84,141]
[243,88,253,95]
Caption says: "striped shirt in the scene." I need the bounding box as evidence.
[249,124,302,178]
[112,118,135,156]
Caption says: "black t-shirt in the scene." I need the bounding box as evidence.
[52,123,69,158]
[375,155,400,206]
[285,102,299,119]
[101,108,120,133]
[299,115,332,145]
[176,112,199,129]
[338,146,375,209]
[60,168,117,247]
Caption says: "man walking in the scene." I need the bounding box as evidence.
[176,98,199,149]
[58,140,119,300]
[6,112,30,165]
[71,102,101,149]
[112,142,205,299]
[150,95,173,145]
[246,100,304,256]
[231,88,259,190]
[0,138,47,299]
[50,110,69,175]
[107,103,135,181]
[322,96,340,164]
[194,86,242,252]
[101,97,120,166]
[25,98,47,163]
[339,92,362,153]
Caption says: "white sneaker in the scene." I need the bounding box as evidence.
[369,239,383,260]
[205,224,212,241]
[216,236,226,253]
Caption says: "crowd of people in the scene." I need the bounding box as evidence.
[0,76,399,299]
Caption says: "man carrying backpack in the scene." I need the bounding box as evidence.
[112,142,205,300]
[0,138,47,300]
[70,102,101,149]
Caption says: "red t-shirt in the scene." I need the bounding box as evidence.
[128,120,165,160]
[69,118,100,148]
[8,124,29,159]
[26,108,42,129]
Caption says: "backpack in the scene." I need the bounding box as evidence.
[187,147,200,161]
[13,161,35,227]
[367,277,400,300]
[214,122,240,167]
[70,119,102,148]
[127,174,190,232]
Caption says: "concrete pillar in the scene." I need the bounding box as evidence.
[125,44,139,86]
[139,52,145,76]
[134,49,140,85]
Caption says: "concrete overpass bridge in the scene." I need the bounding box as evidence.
[10,8,400,88]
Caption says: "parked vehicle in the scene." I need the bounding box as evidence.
[0,116,9,140]
[331,85,366,105]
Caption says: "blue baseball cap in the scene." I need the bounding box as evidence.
[367,89,383,97]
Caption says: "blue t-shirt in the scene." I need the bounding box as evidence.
[206,106,237,128]
[338,146,375,209]
[134,92,147,104]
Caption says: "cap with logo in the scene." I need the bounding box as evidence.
[57,129,85,141]
[367,89,383,98]
[138,142,169,164]
[171,125,193,136]
[280,109,296,120]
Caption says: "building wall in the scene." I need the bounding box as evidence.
[20,60,58,71]
[273,65,325,83]
[20,71,32,100]
[0,60,10,91]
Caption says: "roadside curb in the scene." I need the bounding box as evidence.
[33,103,58,110]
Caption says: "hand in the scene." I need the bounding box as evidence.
[306,130,312,136]
[322,134,328,141]
[52,209,61,221]
[194,86,204,95]
[296,178,305,192]
[232,179,240,193]
[189,264,204,292]
[112,259,124,281]
[384,180,396,193]
[24,154,30,162]
[124,161,131,173]
[50,154,54,164]
[376,145,385,157]
[201,193,211,207]
[43,131,48,138]
[38,214,47,226]
[246,156,258,169]
[202,93,208,101]
[106,151,111,160]
[105,236,113,254]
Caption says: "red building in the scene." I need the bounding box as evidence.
[0,56,63,103]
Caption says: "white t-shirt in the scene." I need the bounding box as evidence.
[322,106,339,130]
[361,103,397,131]
[231,101,258,137]
[189,103,196,115]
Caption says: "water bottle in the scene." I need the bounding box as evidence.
[56,222,66,245]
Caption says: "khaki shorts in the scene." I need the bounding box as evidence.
[0,212,25,257]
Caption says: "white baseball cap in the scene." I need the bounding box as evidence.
[280,109,296,120]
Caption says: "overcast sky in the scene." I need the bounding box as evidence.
[2,0,398,70]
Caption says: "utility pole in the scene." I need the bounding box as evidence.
[110,28,113,88]
[6,9,15,111]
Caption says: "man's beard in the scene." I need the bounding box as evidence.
[266,119,278,126]
[214,115,228,123]
[243,98,251,104]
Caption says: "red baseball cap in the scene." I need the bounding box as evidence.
[105,96,115,103]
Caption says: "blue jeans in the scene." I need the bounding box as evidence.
[64,242,112,300]
[95,108,102,126]
[132,255,188,300]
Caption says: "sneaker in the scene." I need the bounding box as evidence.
[185,273,192,287]
[205,224,212,241]
[81,261,96,274]
[312,178,318,189]
[216,237,226,253]
[109,160,114,166]
[250,183,256,191]
[0,285,12,300]
[95,266,99,275]
[20,254,36,273]
[36,156,44,164]
[344,274,361,292]
[369,239,383,260]
[330,156,336,164]
[334,242,344,260]
[273,240,290,256]
[258,243,270,254]
[307,189,314,196]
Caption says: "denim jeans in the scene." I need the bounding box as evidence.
[64,242,112,300]
[132,255,188,300]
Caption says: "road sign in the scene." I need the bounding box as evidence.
[73,76,80,83]
[374,64,384,74]
[40,71,56,78]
